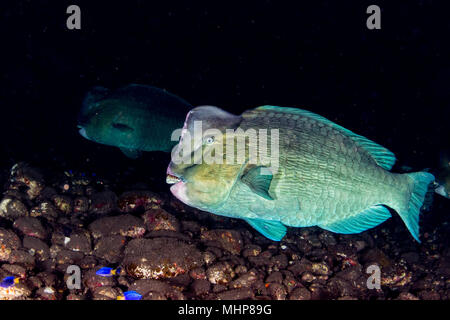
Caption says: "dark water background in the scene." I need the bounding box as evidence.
[0,0,449,194]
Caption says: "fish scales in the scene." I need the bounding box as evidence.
[168,105,435,242]
[226,108,405,226]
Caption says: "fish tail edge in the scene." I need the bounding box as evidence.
[397,171,435,243]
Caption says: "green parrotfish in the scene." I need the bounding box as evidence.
[78,84,192,158]
[167,105,435,242]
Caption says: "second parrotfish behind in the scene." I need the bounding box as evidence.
[78,84,192,158]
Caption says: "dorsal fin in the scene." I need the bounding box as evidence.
[256,106,396,170]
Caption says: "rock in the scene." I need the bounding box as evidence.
[55,249,84,265]
[234,265,248,275]
[37,272,57,287]
[65,230,91,254]
[217,288,254,300]
[248,252,274,268]
[191,279,211,297]
[311,262,330,275]
[289,287,311,300]
[0,283,31,300]
[143,208,180,232]
[287,258,313,276]
[13,217,47,239]
[189,267,207,280]
[83,269,116,290]
[73,197,89,214]
[0,197,28,219]
[318,232,337,246]
[181,220,202,234]
[335,266,363,282]
[309,283,327,300]
[282,270,299,294]
[92,286,121,300]
[327,277,356,298]
[117,190,163,213]
[418,290,441,300]
[27,276,43,289]
[361,248,392,270]
[36,286,58,300]
[201,229,243,255]
[265,271,283,284]
[397,292,419,300]
[66,293,86,300]
[123,237,203,279]
[52,195,73,215]
[8,163,45,200]
[267,283,287,300]
[79,255,98,269]
[88,214,145,239]
[1,264,26,278]
[242,245,261,258]
[0,228,21,261]
[301,272,316,283]
[354,240,367,252]
[89,191,117,215]
[23,236,50,261]
[7,249,35,269]
[202,251,216,266]
[271,254,288,269]
[230,271,259,289]
[212,284,227,293]
[93,235,126,263]
[30,201,59,220]
[167,273,192,291]
[296,239,313,254]
[129,279,184,300]
[206,261,236,285]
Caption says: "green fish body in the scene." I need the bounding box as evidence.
[167,105,435,242]
[78,84,192,158]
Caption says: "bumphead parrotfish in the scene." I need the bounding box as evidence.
[166,105,435,242]
[78,84,192,158]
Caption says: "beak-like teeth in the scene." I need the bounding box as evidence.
[166,174,181,184]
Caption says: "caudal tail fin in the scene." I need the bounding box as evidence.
[396,172,435,242]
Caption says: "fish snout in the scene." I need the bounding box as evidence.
[166,166,184,184]
[78,127,89,140]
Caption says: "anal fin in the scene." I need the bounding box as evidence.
[319,205,391,234]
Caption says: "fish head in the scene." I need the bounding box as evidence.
[77,98,138,148]
[167,106,244,210]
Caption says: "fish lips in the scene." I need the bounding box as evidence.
[166,168,192,204]
[166,174,182,184]
[78,126,90,140]
[168,177,191,206]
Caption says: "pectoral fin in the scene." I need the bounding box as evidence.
[120,148,142,159]
[241,166,274,200]
[245,218,287,241]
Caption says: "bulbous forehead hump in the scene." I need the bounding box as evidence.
[183,106,242,132]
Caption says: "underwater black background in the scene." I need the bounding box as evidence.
[0,0,449,194]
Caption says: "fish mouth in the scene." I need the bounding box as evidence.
[166,174,182,184]
[78,127,89,140]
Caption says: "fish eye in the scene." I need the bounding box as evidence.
[205,136,215,145]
